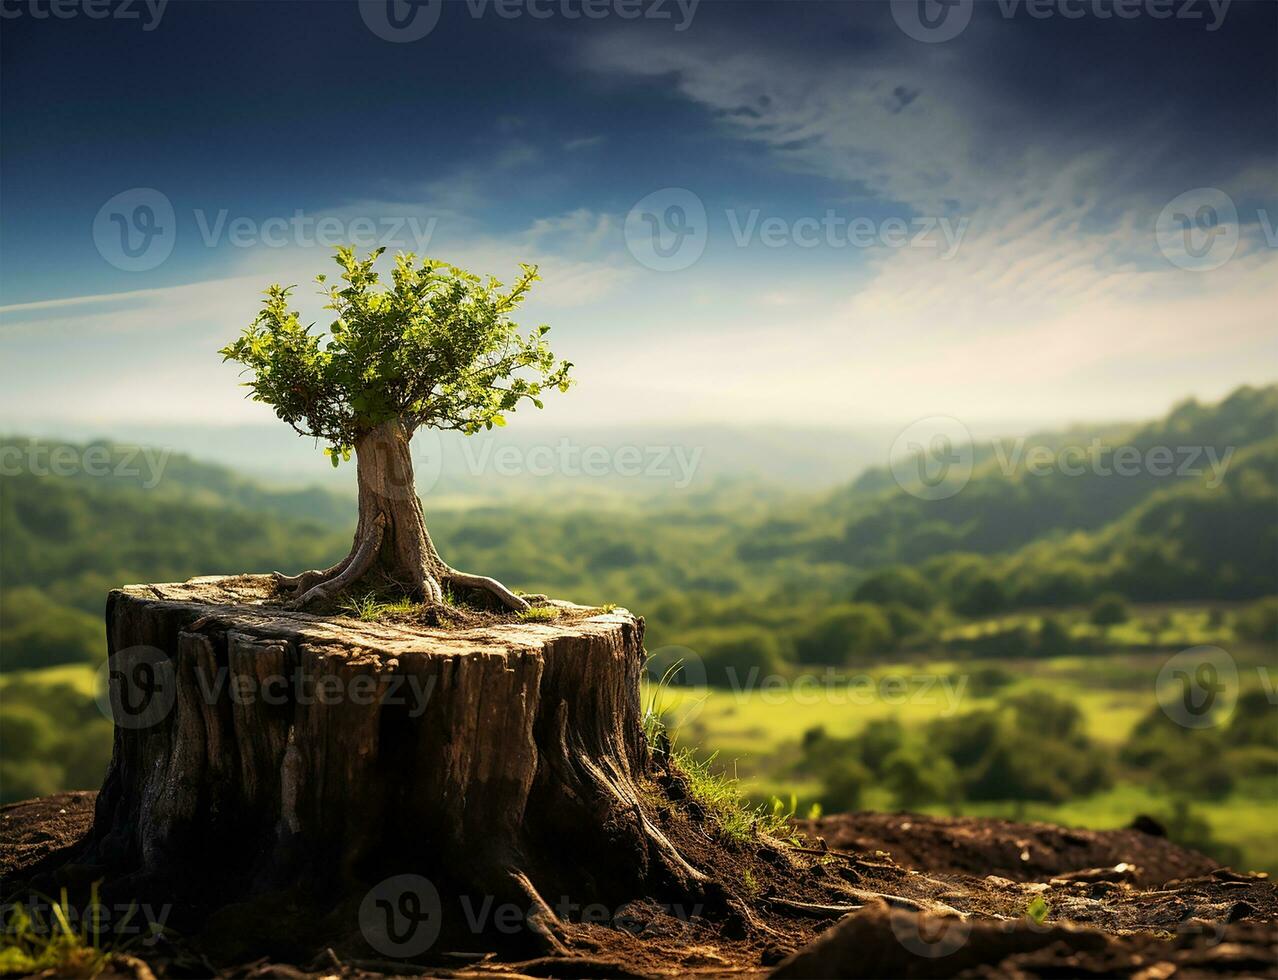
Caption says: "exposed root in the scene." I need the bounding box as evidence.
[506,869,572,957]
[767,898,863,919]
[284,515,386,610]
[272,558,347,595]
[274,520,530,615]
[445,568,531,613]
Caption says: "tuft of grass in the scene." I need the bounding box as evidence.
[741,868,760,897]
[642,655,698,751]
[519,605,562,623]
[675,749,799,847]
[337,592,417,622]
[0,884,154,978]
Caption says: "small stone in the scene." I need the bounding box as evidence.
[760,945,794,966]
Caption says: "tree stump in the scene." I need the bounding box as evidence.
[84,576,718,954]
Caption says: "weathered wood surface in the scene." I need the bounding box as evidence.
[86,576,694,948]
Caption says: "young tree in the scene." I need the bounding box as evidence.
[220,247,572,611]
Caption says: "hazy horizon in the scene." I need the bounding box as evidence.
[6,379,1270,493]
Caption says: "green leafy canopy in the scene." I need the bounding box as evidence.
[219,247,573,465]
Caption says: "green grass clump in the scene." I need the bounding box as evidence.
[337,592,418,622]
[675,749,798,847]
[0,884,151,978]
[519,605,562,622]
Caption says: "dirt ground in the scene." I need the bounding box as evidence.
[3,792,1274,979]
[796,811,1222,886]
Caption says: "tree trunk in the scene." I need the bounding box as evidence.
[352,417,446,598]
[79,578,722,956]
[277,420,527,611]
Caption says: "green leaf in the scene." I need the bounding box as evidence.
[218,246,573,453]
[1026,896,1050,925]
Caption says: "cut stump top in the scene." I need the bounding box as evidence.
[115,574,640,661]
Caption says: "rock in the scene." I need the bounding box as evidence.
[770,898,1109,979]
[1050,863,1141,885]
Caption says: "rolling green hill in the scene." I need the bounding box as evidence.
[743,384,1277,570]
[2,384,1275,673]
[2,387,1274,871]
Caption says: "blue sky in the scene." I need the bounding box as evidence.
[2,0,1275,433]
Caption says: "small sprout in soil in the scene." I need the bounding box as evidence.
[741,868,761,897]
[519,605,562,623]
[1026,896,1050,925]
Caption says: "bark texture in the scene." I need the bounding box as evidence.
[84,578,709,950]
[276,420,528,611]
